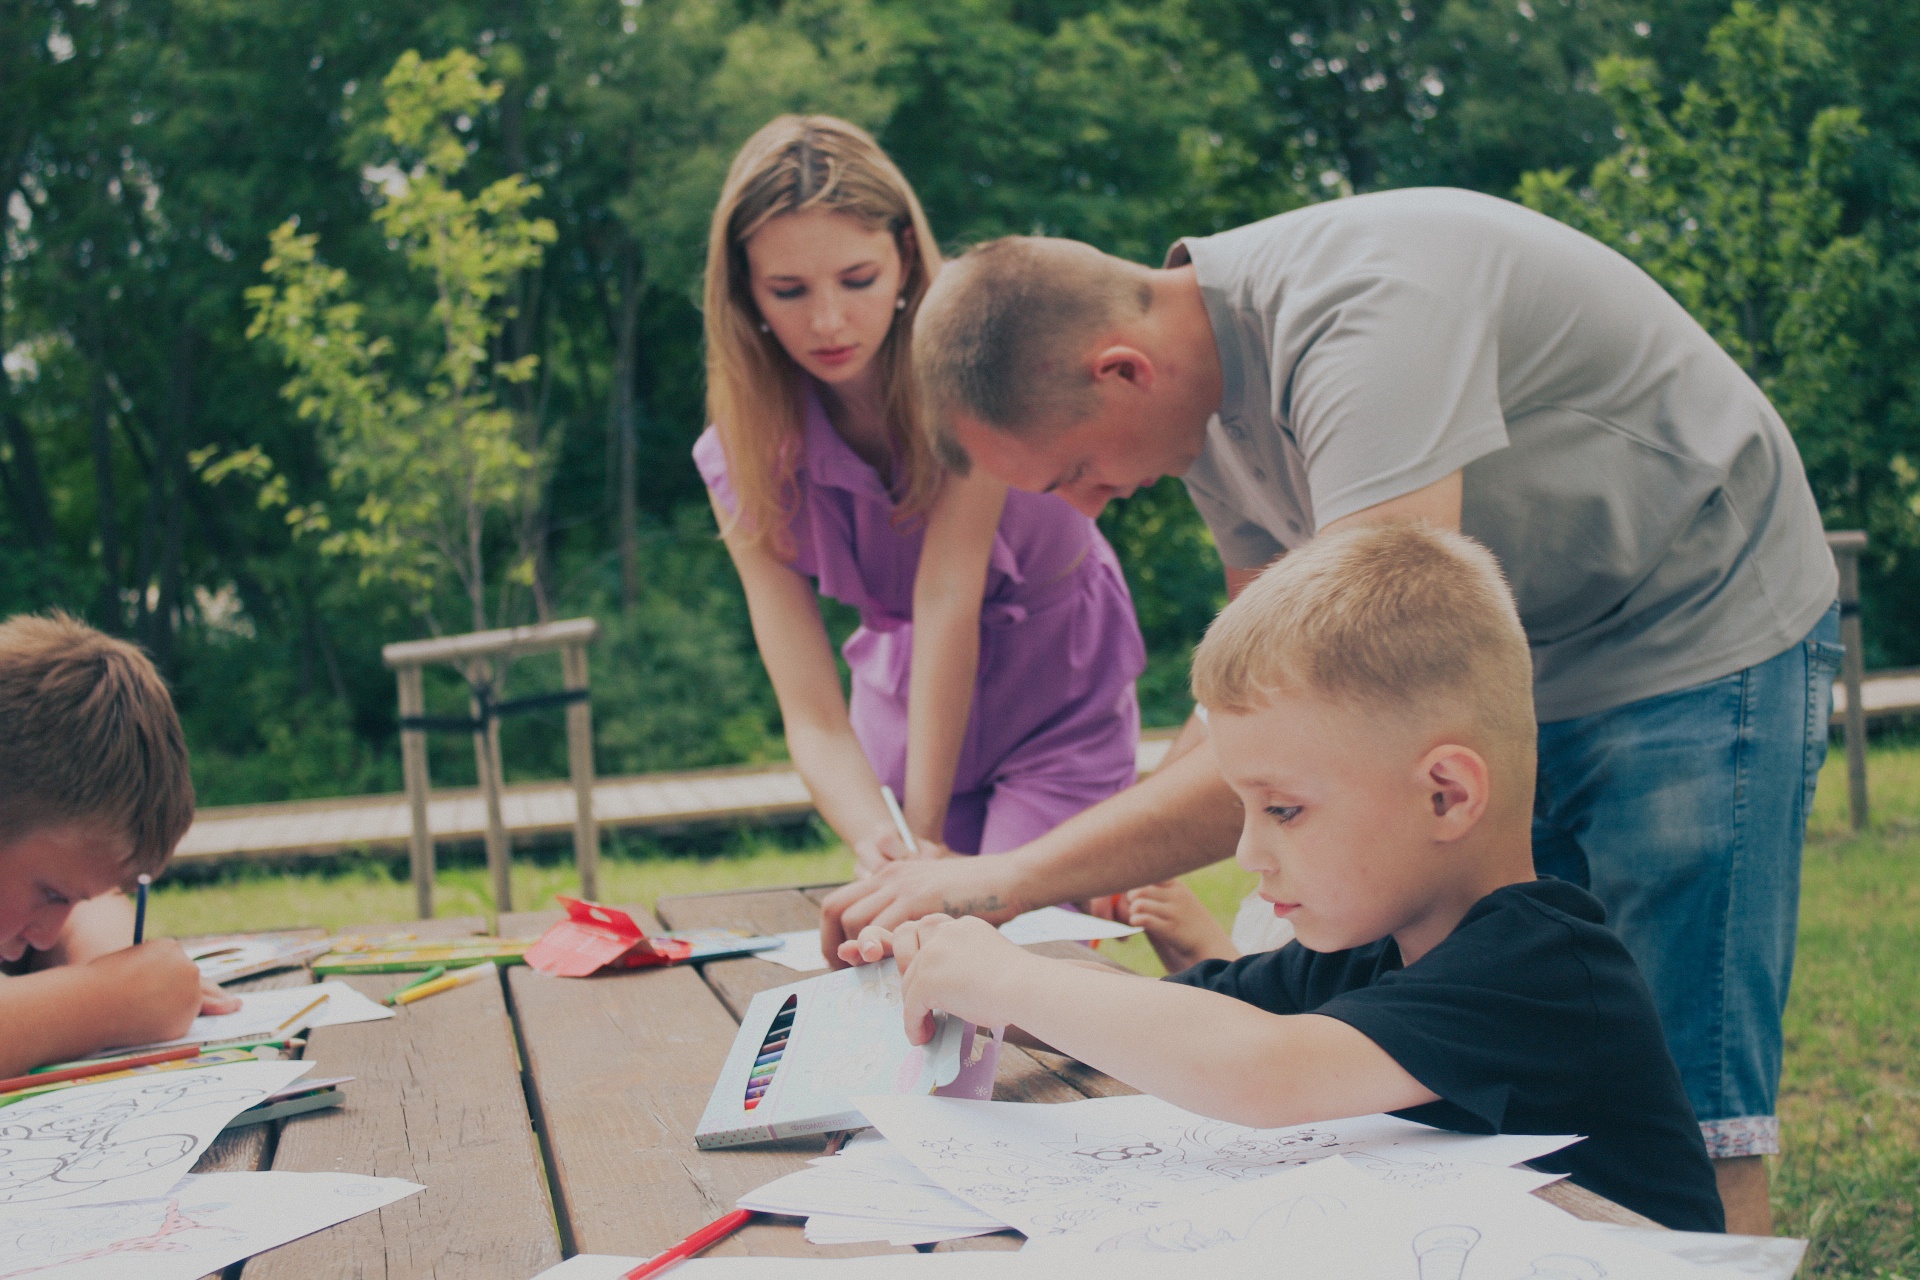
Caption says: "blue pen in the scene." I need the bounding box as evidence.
[132,875,151,945]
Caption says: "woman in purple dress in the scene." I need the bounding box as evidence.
[698,115,1144,873]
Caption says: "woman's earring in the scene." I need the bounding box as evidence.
[895,295,907,312]
[758,321,770,333]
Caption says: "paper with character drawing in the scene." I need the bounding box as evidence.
[1024,1155,1748,1278]
[0,1060,312,1211]
[851,1093,1577,1242]
[0,1170,422,1279]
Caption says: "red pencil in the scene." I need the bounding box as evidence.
[622,1208,756,1279]
[0,1044,201,1096]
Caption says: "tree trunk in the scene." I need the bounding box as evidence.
[607,236,643,611]
[145,326,195,674]
[88,359,121,632]
[0,407,57,553]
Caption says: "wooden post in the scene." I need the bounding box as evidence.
[383,618,601,926]
[395,664,434,920]
[1828,531,1869,832]
[562,641,599,901]
[470,660,514,923]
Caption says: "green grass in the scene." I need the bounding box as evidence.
[148,835,855,937]
[148,744,1919,1274]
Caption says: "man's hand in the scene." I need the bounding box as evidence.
[820,855,1026,968]
[837,914,1030,1046]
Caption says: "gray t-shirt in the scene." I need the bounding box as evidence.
[1174,187,1835,721]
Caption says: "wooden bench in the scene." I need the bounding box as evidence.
[187,885,1654,1277]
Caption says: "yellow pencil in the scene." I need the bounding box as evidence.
[392,962,493,1007]
[273,992,331,1034]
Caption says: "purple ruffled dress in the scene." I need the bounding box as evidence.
[694,385,1145,855]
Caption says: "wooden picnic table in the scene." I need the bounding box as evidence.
[187,884,1656,1278]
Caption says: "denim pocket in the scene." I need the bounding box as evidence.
[1802,633,1845,816]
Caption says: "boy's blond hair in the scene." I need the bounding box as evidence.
[0,612,194,876]
[1192,523,1536,779]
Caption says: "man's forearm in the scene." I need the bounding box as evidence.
[997,745,1241,911]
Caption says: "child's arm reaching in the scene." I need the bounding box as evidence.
[1123,881,1239,972]
[0,940,214,1077]
[840,916,1439,1129]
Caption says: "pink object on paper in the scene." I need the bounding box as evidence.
[524,897,694,977]
[933,1022,1004,1101]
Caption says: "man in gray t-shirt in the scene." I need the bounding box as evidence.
[822,189,1839,1233]
[1175,189,1833,720]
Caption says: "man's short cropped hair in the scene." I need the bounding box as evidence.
[1192,523,1536,774]
[913,236,1148,467]
[0,612,194,875]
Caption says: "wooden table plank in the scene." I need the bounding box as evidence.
[501,904,904,1263]
[243,919,560,1280]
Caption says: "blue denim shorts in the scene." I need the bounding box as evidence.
[1533,604,1842,1158]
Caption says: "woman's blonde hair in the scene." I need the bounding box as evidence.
[704,115,943,556]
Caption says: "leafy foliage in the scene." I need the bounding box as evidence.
[3,0,1918,810]
[245,50,558,633]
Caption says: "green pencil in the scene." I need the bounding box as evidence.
[384,965,446,1005]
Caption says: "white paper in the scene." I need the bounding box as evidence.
[1021,1156,1709,1278]
[0,1060,313,1210]
[1599,1225,1809,1279]
[741,1137,1005,1231]
[0,1170,421,1279]
[529,1259,644,1280]
[116,980,395,1051]
[855,1094,1578,1240]
[803,1212,1001,1246]
[996,908,1140,946]
[186,936,333,985]
[758,929,832,972]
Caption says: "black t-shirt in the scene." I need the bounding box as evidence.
[1165,878,1725,1232]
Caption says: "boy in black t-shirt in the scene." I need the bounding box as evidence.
[838,522,1726,1232]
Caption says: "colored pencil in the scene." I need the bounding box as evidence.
[273,991,331,1033]
[391,961,491,1006]
[383,965,446,1005]
[0,1044,198,1095]
[880,785,918,856]
[622,1208,756,1279]
[132,874,151,944]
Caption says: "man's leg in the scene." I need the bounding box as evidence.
[1534,608,1841,1234]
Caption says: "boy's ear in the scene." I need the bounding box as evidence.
[1420,745,1489,839]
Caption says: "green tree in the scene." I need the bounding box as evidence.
[247,49,557,635]
[1518,3,1893,546]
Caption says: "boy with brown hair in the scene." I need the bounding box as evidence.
[840,522,1726,1232]
[0,612,236,1076]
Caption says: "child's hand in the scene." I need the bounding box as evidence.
[84,940,209,1046]
[1125,880,1240,972]
[200,979,241,1016]
[844,914,1028,1046]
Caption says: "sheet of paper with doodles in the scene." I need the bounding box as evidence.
[852,1093,1577,1242]
[0,1170,421,1280]
[0,1060,313,1211]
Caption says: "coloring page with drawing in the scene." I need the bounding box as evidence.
[0,1060,312,1211]
[1023,1155,1718,1279]
[852,1094,1577,1241]
[0,1170,422,1280]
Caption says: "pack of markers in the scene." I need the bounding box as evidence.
[693,959,1002,1150]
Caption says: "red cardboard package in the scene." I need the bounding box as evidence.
[523,897,694,977]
